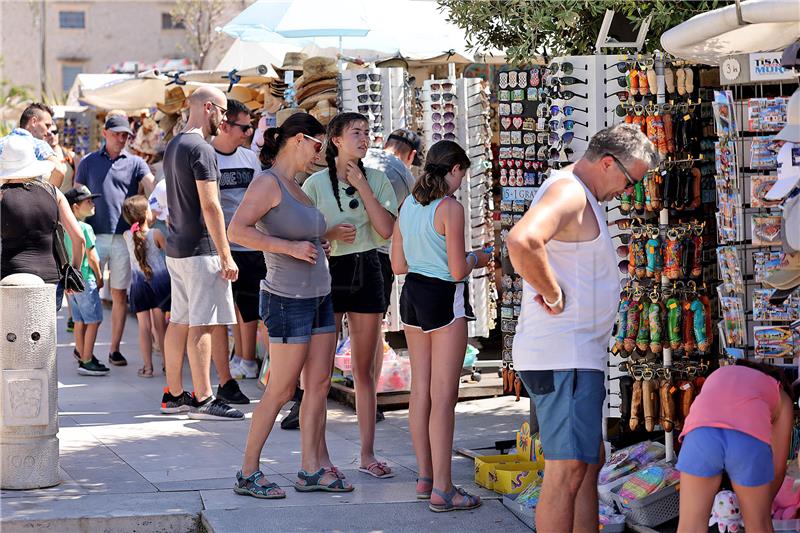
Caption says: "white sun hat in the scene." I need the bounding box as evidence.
[0,135,55,180]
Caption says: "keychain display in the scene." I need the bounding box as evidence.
[619,220,705,282]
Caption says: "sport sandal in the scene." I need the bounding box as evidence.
[429,486,482,513]
[416,476,433,500]
[233,470,286,499]
[295,468,354,492]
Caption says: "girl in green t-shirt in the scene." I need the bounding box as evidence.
[302,112,398,479]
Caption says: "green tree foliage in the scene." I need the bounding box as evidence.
[438,0,732,63]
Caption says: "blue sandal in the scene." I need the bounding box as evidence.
[416,476,433,500]
[234,470,286,499]
[295,468,354,492]
[429,486,482,512]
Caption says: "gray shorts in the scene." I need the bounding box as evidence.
[166,255,236,327]
[95,234,131,290]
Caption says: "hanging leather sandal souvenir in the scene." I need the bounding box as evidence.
[636,300,651,352]
[629,377,643,431]
[648,291,665,354]
[642,372,657,432]
[666,296,682,350]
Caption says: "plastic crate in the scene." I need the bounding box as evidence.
[611,483,680,527]
[598,471,636,506]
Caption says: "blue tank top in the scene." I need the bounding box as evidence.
[398,196,454,282]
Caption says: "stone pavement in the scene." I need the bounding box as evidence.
[1,302,533,532]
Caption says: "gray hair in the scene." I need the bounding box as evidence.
[584,123,660,168]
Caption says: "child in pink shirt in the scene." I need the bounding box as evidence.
[676,361,795,533]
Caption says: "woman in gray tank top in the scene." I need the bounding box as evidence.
[227,114,353,497]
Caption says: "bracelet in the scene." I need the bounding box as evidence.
[466,251,478,268]
[543,288,562,308]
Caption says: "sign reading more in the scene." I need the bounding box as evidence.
[750,52,795,82]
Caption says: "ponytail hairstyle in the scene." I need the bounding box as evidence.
[324,112,370,211]
[121,195,153,280]
[259,112,325,168]
[412,140,470,206]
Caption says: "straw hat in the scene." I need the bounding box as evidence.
[157,86,186,115]
[298,90,336,110]
[0,136,55,180]
[297,56,339,86]
[272,52,308,78]
[130,117,162,155]
[296,78,338,102]
[309,100,336,126]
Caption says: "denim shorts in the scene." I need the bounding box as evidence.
[677,427,774,487]
[259,290,335,344]
[519,369,605,464]
[67,279,103,324]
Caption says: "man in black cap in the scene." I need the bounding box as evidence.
[75,115,155,368]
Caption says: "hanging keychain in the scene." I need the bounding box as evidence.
[667,294,682,350]
[629,63,640,96]
[663,112,675,154]
[679,378,695,421]
[636,299,651,352]
[619,375,634,429]
[638,66,650,96]
[620,192,632,215]
[646,113,658,147]
[691,223,703,278]
[643,369,657,432]
[645,226,662,279]
[690,166,702,210]
[682,295,696,354]
[654,113,668,156]
[613,294,632,354]
[691,297,708,353]
[644,172,653,212]
[633,181,645,214]
[649,289,665,353]
[624,293,642,353]
[680,227,693,279]
[632,230,648,279]
[629,374,643,431]
[699,292,713,349]
[658,368,676,432]
[664,228,683,280]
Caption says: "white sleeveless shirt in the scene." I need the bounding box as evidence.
[512,170,619,372]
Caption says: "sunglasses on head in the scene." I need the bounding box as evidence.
[356,73,381,82]
[357,104,383,114]
[357,94,381,103]
[303,134,323,153]
[226,120,252,133]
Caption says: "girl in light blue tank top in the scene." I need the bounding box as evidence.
[391,140,491,511]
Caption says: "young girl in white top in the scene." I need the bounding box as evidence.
[122,195,170,378]
[392,140,491,511]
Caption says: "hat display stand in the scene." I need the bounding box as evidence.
[713,53,800,367]
[420,77,496,339]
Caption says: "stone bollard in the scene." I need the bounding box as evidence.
[0,274,60,489]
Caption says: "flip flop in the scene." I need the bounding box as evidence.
[358,461,395,479]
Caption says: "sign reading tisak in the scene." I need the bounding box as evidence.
[750,52,795,82]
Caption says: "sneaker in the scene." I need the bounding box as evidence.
[281,399,301,430]
[188,396,244,420]
[217,379,250,405]
[229,356,242,376]
[231,360,259,380]
[376,407,385,423]
[77,359,110,376]
[108,351,128,366]
[160,389,193,414]
[66,318,74,333]
[75,350,106,368]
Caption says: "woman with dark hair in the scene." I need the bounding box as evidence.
[227,113,353,497]
[392,140,491,511]
[676,360,796,532]
[302,112,398,479]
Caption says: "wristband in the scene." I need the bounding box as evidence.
[466,251,478,268]
[543,288,562,308]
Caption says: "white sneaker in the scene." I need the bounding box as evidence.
[234,360,259,379]
[229,358,242,378]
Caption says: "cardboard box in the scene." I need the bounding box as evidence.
[474,422,544,492]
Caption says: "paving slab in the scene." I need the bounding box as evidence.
[201,500,529,533]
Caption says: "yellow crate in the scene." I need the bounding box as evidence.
[474,422,543,492]
[494,461,544,495]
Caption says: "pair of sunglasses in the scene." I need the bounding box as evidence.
[226,120,253,133]
[432,121,455,133]
[357,94,381,103]
[356,73,381,83]
[343,185,359,209]
[549,118,588,131]
[549,76,587,86]
[432,132,456,142]
[607,75,628,89]
[433,111,455,123]
[357,82,381,93]
[549,131,588,145]
[433,102,456,112]
[605,61,629,73]
[431,92,456,102]
[357,104,382,114]
[549,61,574,75]
[550,104,587,116]
[431,82,454,92]
[555,90,587,101]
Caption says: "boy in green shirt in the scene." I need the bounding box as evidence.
[64,185,109,376]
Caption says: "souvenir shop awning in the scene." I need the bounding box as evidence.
[661,0,800,65]
[106,58,195,74]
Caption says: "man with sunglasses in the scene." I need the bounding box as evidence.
[209,98,261,402]
[75,114,156,368]
[507,123,658,533]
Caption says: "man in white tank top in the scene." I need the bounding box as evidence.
[507,124,658,533]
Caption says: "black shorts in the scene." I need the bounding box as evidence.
[231,250,267,323]
[400,272,475,332]
[378,251,394,314]
[329,250,385,314]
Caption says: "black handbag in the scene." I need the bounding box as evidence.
[44,183,86,293]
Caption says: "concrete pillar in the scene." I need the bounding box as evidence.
[0,273,60,489]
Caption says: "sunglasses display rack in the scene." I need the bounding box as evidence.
[339,67,409,148]
[712,80,800,366]
[419,77,496,338]
[55,108,97,156]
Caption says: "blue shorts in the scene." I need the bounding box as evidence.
[519,369,605,464]
[259,290,336,344]
[677,427,774,487]
[67,279,103,324]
